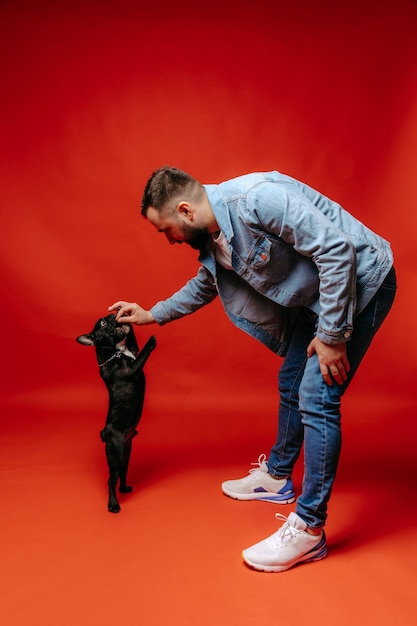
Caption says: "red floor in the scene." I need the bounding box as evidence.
[1,382,416,626]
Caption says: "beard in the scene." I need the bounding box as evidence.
[181,223,211,250]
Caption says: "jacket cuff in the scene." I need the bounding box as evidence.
[150,302,171,325]
[316,326,352,344]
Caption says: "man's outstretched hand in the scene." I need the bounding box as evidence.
[108,301,155,325]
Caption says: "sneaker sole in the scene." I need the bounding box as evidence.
[241,538,328,573]
[222,488,295,504]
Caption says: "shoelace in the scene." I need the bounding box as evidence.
[248,453,267,474]
[267,514,300,548]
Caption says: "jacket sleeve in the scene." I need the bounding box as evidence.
[245,181,356,344]
[150,265,218,325]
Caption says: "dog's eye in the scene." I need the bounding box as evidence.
[100,320,107,327]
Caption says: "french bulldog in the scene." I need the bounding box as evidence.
[77,314,156,513]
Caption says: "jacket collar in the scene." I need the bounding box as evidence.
[204,184,234,242]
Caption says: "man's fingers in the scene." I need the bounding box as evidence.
[108,301,134,321]
[117,308,135,322]
[308,336,351,386]
[328,363,348,385]
[320,365,333,386]
[320,362,349,387]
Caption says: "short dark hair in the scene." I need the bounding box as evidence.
[141,166,203,216]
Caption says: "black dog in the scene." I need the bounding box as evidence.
[77,314,156,513]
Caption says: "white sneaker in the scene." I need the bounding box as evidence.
[242,512,327,572]
[221,454,295,503]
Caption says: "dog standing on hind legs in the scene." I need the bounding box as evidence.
[77,314,156,513]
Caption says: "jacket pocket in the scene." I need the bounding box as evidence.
[250,236,272,268]
[248,236,296,280]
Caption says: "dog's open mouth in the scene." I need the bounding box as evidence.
[115,324,130,341]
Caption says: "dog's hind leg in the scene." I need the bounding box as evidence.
[104,439,123,513]
[119,438,133,494]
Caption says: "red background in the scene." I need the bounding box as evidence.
[1,1,416,625]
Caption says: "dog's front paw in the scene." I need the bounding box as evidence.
[148,335,157,351]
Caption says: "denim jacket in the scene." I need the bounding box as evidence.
[150,171,393,355]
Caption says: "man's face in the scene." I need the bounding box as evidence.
[146,206,210,250]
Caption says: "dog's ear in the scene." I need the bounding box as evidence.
[76,334,95,346]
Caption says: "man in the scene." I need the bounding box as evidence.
[109,166,396,572]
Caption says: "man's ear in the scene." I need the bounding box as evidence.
[177,201,194,221]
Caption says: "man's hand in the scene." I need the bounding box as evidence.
[108,301,155,325]
[307,337,350,386]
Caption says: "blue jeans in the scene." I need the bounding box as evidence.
[267,267,397,528]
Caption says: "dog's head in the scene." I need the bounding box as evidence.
[76,314,138,355]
